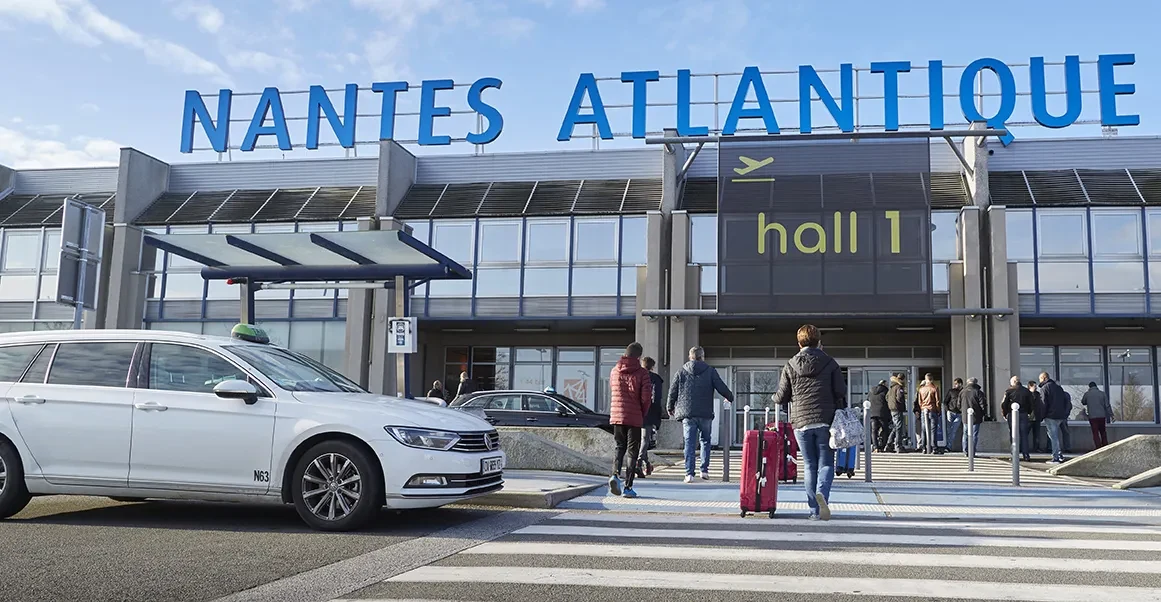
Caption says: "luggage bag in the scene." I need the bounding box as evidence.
[767,421,799,484]
[739,428,782,518]
[835,445,858,478]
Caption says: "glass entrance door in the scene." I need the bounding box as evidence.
[845,368,900,409]
[732,368,781,443]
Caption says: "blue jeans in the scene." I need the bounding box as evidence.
[1007,414,1030,456]
[1045,418,1065,461]
[946,412,962,451]
[963,422,980,456]
[794,426,835,516]
[682,417,713,476]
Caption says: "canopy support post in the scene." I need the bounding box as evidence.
[239,280,256,324]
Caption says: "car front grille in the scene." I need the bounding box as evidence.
[451,430,501,453]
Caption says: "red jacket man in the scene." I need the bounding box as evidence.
[607,342,652,498]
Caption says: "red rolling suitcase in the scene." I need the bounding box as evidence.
[740,428,782,518]
[769,421,799,484]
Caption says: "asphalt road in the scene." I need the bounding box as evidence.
[0,495,497,602]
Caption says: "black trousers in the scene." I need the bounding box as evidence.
[613,425,642,488]
[870,416,887,451]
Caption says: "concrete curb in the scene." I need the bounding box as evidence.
[466,483,603,509]
[1113,466,1161,490]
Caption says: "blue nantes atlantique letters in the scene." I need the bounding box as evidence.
[559,54,1138,146]
[180,77,505,153]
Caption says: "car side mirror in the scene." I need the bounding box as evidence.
[557,408,568,416]
[214,380,259,405]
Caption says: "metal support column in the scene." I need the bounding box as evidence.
[240,281,256,324]
[863,400,873,482]
[1010,403,1021,486]
[394,275,407,397]
[967,408,976,472]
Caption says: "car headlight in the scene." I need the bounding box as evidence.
[385,426,461,450]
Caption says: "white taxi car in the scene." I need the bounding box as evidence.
[0,324,504,531]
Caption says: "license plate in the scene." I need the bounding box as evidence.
[481,456,504,475]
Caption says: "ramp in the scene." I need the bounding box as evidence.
[1048,435,1161,479]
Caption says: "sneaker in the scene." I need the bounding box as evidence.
[684,475,695,484]
[808,513,821,521]
[622,487,638,499]
[701,471,710,481]
[815,493,831,521]
[645,462,653,476]
[608,475,623,496]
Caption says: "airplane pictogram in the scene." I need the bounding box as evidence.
[732,156,775,182]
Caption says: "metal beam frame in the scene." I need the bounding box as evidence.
[677,141,705,179]
[646,129,1009,145]
[640,307,1014,319]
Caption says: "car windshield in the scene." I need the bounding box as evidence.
[549,393,592,414]
[226,345,366,393]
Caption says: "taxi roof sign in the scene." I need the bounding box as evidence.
[231,323,270,344]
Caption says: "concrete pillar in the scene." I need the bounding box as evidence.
[368,218,412,396]
[634,211,666,373]
[667,211,698,378]
[1008,262,1021,381]
[343,217,376,387]
[987,205,1015,410]
[964,121,991,210]
[960,206,988,405]
[949,261,967,384]
[376,140,417,217]
[103,148,169,329]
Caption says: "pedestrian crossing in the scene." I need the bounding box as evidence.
[334,510,1161,602]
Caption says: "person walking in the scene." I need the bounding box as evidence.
[667,346,734,483]
[1001,375,1034,461]
[454,371,476,400]
[917,375,941,454]
[886,373,909,453]
[608,342,653,498]
[867,379,890,452]
[1027,381,1045,454]
[636,356,665,478]
[944,378,964,452]
[427,380,447,401]
[960,377,987,455]
[1039,372,1070,464]
[1081,381,1114,449]
[772,325,846,521]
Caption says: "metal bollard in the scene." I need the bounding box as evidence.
[863,400,873,482]
[967,408,975,472]
[743,405,751,430]
[722,401,733,483]
[764,407,771,427]
[1010,402,1021,486]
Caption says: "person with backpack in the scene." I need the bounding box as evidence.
[943,378,964,452]
[1039,372,1070,464]
[772,324,846,521]
[959,377,987,454]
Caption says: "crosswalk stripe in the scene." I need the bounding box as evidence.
[386,566,1161,601]
[548,512,1161,535]
[512,524,1161,551]
[462,541,1161,574]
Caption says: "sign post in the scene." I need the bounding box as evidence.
[57,197,105,328]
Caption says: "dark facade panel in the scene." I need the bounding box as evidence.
[1024,169,1087,205]
[621,178,663,212]
[167,190,233,224]
[393,184,446,219]
[1077,169,1142,205]
[210,189,274,222]
[136,192,192,224]
[477,181,534,216]
[987,171,1034,206]
[338,186,377,219]
[524,180,581,215]
[430,183,490,217]
[1129,169,1161,204]
[680,177,717,212]
[572,179,628,214]
[1,192,114,227]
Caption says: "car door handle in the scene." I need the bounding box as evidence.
[134,402,168,412]
[526,417,538,422]
[15,395,45,405]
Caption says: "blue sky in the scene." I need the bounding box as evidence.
[0,0,1155,168]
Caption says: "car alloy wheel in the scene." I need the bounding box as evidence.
[0,453,6,496]
[301,452,363,521]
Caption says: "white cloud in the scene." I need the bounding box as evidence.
[533,0,606,12]
[286,0,318,12]
[79,102,99,113]
[172,2,225,34]
[0,0,231,84]
[0,126,121,169]
[27,124,62,137]
[10,117,22,124]
[496,16,535,38]
[225,48,304,84]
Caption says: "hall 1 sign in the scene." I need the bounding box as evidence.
[716,140,933,315]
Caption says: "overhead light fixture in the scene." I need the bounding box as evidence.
[1105,325,1145,331]
[818,327,844,332]
[896,326,934,332]
[442,328,472,333]
[515,327,550,333]
[720,327,756,332]
[1020,326,1055,331]
[593,327,628,332]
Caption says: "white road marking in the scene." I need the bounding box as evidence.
[386,566,1161,601]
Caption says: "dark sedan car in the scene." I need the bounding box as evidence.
[450,390,612,432]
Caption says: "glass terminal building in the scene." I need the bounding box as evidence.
[2,135,1160,448]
